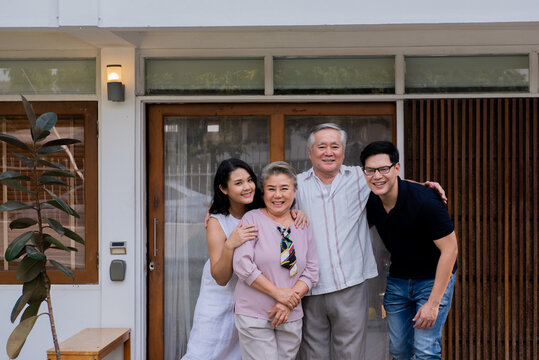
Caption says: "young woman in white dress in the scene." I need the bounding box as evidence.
[181,158,306,360]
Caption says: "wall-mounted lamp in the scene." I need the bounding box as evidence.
[107,64,125,102]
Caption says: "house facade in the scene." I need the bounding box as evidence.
[1,1,538,359]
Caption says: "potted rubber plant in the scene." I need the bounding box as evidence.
[2,95,84,359]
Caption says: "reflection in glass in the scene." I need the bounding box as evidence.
[274,56,395,95]
[285,116,393,360]
[163,116,269,359]
[285,115,393,172]
[0,59,96,95]
[405,55,529,93]
[145,58,265,95]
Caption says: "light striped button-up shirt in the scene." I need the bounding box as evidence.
[296,165,378,295]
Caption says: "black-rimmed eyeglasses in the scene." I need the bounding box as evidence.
[362,163,397,176]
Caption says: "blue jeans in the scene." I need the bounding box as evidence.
[383,273,455,360]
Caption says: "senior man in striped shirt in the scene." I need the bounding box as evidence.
[296,123,445,360]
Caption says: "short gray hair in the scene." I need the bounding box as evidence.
[260,161,297,190]
[307,123,347,151]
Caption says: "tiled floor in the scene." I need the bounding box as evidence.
[366,320,390,360]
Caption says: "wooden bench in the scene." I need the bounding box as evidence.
[46,328,131,360]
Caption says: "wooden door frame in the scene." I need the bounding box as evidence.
[146,102,396,359]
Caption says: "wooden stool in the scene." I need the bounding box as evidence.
[46,328,130,360]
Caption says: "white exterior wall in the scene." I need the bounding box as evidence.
[1,1,539,360]
[0,45,141,360]
[1,0,539,27]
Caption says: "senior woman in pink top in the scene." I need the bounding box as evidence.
[233,161,319,360]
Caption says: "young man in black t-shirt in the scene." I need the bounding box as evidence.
[360,141,458,360]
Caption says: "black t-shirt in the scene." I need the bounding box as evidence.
[367,177,456,279]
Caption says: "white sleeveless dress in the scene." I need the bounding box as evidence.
[181,213,241,360]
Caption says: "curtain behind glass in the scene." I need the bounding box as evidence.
[163,116,269,360]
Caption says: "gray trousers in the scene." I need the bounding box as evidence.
[235,314,303,360]
[297,281,369,360]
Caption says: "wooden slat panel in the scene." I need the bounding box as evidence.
[474,98,481,360]
[524,99,531,360]
[517,99,524,359]
[452,99,461,360]
[412,100,418,180]
[534,99,539,360]
[497,98,505,360]
[404,98,539,360]
[505,98,511,360]
[488,99,495,358]
[482,99,490,360]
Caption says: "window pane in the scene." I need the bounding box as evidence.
[285,115,393,172]
[145,58,265,95]
[405,55,529,93]
[274,56,395,95]
[0,59,96,95]
[0,116,86,272]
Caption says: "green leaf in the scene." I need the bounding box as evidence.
[13,153,35,168]
[42,170,75,178]
[21,95,36,128]
[26,273,47,302]
[24,273,47,303]
[37,145,65,156]
[39,202,56,210]
[29,232,40,247]
[37,159,66,170]
[44,217,64,236]
[0,171,30,182]
[0,133,30,152]
[49,259,74,280]
[6,315,38,359]
[1,179,32,194]
[16,256,44,282]
[21,301,41,322]
[46,199,80,218]
[35,130,50,142]
[42,138,80,147]
[10,294,30,323]
[39,175,68,186]
[43,235,69,252]
[11,276,46,323]
[66,246,78,252]
[36,112,57,131]
[4,231,35,262]
[63,227,84,244]
[0,201,32,213]
[42,188,58,198]
[9,218,37,230]
[25,246,46,261]
[44,188,80,218]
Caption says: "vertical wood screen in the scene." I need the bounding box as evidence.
[405,98,538,360]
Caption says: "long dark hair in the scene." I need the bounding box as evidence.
[209,158,264,215]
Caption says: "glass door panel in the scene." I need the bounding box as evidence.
[162,115,269,359]
[285,115,393,170]
[285,115,393,360]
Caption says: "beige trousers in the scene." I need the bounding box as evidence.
[234,314,302,360]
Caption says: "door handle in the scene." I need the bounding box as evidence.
[153,218,158,257]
